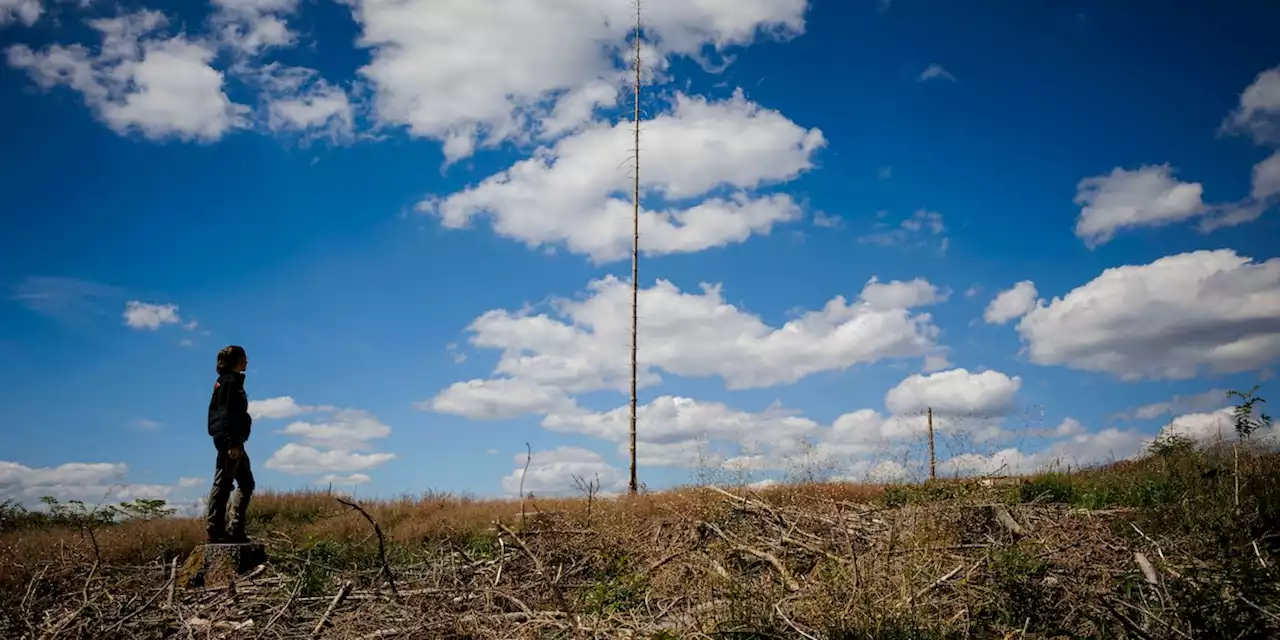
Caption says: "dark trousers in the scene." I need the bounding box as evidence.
[205,446,255,536]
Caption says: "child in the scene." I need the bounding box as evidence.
[205,345,255,543]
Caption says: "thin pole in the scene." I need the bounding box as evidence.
[627,0,641,495]
[927,406,936,481]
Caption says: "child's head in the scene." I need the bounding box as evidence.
[216,345,248,375]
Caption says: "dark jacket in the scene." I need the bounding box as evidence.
[208,372,252,450]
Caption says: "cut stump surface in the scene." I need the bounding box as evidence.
[178,541,267,589]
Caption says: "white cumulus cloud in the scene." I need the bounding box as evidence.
[1073,164,1206,247]
[1012,249,1280,380]
[423,90,824,262]
[423,274,944,419]
[265,443,396,475]
[983,281,1037,325]
[1220,64,1280,146]
[884,368,1022,417]
[0,0,40,27]
[122,301,184,330]
[349,0,808,159]
[7,10,249,142]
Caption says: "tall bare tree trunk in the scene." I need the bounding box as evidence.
[627,0,642,495]
[927,406,936,481]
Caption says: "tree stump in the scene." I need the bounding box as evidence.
[178,541,267,589]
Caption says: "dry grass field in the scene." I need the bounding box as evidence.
[2,434,1279,639]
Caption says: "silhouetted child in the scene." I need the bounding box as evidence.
[205,345,255,543]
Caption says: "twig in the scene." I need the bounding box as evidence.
[496,521,571,613]
[1104,601,1156,640]
[493,536,507,586]
[912,563,965,601]
[702,521,800,591]
[1130,522,1166,562]
[493,589,533,615]
[336,497,399,598]
[257,571,304,639]
[520,442,531,528]
[1110,598,1192,640]
[774,600,820,640]
[1240,596,1280,623]
[103,579,170,634]
[166,556,178,608]
[311,580,353,637]
[643,549,687,575]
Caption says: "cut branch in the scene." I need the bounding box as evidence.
[336,497,398,598]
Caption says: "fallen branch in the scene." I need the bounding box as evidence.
[166,556,178,608]
[311,580,352,637]
[702,521,800,591]
[257,568,304,639]
[336,497,399,598]
[496,521,571,613]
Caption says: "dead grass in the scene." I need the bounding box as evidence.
[2,444,1279,639]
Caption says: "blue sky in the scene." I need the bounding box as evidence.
[2,0,1279,507]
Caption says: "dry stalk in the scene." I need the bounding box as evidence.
[520,442,531,528]
[311,580,353,637]
[336,497,399,598]
[496,522,571,613]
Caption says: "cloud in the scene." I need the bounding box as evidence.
[877,165,892,180]
[1156,407,1236,443]
[6,10,249,142]
[135,419,162,430]
[424,378,573,420]
[1073,164,1206,247]
[0,0,40,27]
[248,396,331,420]
[209,0,298,56]
[1012,249,1280,380]
[859,276,947,310]
[317,473,372,486]
[424,275,944,419]
[500,446,625,497]
[1253,151,1280,200]
[266,80,354,139]
[917,64,955,83]
[1115,389,1229,421]
[938,426,1148,476]
[349,0,808,160]
[544,395,817,452]
[812,210,842,228]
[122,301,188,330]
[279,409,392,451]
[856,209,949,255]
[983,281,1037,325]
[1047,417,1086,438]
[259,400,396,477]
[265,444,396,475]
[884,368,1022,416]
[11,276,123,325]
[1220,64,1280,145]
[422,90,825,262]
[0,461,201,507]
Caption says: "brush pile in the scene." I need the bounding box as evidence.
[5,477,1278,639]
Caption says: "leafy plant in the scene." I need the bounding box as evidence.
[1227,386,1273,440]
